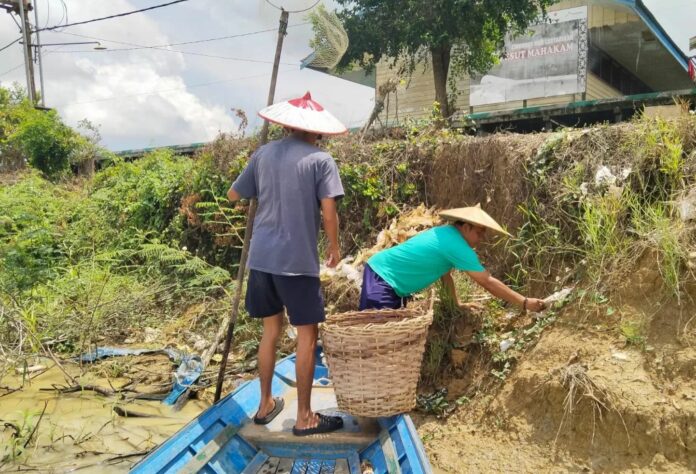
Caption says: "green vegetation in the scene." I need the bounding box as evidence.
[0,87,436,364]
[1,408,39,463]
[335,0,558,118]
[0,85,105,179]
[509,114,695,299]
[2,83,695,413]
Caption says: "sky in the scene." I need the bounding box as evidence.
[0,0,694,151]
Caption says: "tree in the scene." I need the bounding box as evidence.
[1,85,108,179]
[335,0,558,121]
[9,105,75,179]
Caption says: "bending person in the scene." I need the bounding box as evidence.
[228,92,345,436]
[360,204,546,313]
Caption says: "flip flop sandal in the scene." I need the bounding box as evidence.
[253,397,284,425]
[292,413,344,437]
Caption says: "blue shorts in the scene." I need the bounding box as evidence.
[245,270,325,326]
[359,264,408,310]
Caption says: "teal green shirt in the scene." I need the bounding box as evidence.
[367,225,484,297]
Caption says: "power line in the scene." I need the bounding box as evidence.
[2,21,311,76]
[0,37,21,53]
[93,27,279,50]
[47,31,301,65]
[36,0,190,33]
[56,67,298,107]
[0,63,24,77]
[49,22,308,53]
[264,0,320,14]
[0,46,64,77]
[51,48,297,65]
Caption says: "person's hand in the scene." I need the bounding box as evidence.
[325,245,341,268]
[524,298,547,312]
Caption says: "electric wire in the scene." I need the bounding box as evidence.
[56,67,298,107]
[264,0,320,13]
[0,46,64,77]
[46,30,302,65]
[0,37,22,53]
[48,22,308,53]
[36,0,190,33]
[43,0,50,29]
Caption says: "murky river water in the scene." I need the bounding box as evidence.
[1,360,209,473]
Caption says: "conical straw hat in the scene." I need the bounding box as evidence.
[258,91,347,135]
[439,204,511,237]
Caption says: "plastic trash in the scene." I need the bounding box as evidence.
[543,287,573,307]
[500,338,515,352]
[595,166,617,186]
[163,355,204,405]
[75,346,200,404]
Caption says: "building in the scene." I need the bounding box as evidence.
[374,0,696,131]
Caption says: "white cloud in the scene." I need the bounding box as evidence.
[56,59,236,148]
[0,0,375,149]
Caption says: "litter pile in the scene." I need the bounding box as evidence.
[320,204,440,313]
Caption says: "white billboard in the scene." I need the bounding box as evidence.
[470,6,588,106]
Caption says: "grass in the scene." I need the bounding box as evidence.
[619,320,646,348]
[1,409,37,463]
[630,200,687,299]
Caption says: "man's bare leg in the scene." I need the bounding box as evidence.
[294,323,319,430]
[256,312,283,418]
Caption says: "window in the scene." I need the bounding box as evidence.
[589,44,652,95]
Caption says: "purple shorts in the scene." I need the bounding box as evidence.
[245,270,325,326]
[359,264,408,310]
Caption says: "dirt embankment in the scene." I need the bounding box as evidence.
[417,259,696,473]
[410,114,696,472]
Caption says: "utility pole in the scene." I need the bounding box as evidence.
[17,0,36,103]
[33,0,44,106]
[212,8,289,403]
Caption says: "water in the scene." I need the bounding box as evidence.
[0,360,209,472]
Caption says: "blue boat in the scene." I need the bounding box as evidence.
[131,350,432,473]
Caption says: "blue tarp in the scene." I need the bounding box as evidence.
[162,354,203,405]
[75,346,204,405]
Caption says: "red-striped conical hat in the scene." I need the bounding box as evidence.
[258,92,347,135]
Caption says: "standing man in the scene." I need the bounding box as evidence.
[360,204,547,313]
[227,92,346,436]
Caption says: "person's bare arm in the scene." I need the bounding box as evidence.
[227,187,241,202]
[467,270,546,312]
[320,197,340,268]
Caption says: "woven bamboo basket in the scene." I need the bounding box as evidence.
[320,308,433,417]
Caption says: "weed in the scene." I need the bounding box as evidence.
[620,320,646,347]
[630,200,686,299]
[1,409,37,462]
[417,388,468,418]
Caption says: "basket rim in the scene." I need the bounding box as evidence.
[322,309,433,330]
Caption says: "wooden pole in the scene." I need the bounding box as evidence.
[212,8,289,403]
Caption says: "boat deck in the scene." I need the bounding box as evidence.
[130,352,433,473]
[176,386,373,473]
[243,455,350,473]
[239,386,380,448]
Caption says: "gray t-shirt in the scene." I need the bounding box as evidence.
[231,136,344,277]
